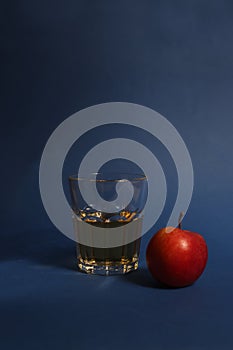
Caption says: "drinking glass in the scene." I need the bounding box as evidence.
[69,172,147,275]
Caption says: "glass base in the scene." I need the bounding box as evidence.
[78,259,139,275]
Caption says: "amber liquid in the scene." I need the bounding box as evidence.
[73,210,142,274]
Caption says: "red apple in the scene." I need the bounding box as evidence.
[146,226,208,287]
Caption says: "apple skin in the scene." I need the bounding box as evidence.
[146,227,208,287]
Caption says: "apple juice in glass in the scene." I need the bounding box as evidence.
[69,172,147,275]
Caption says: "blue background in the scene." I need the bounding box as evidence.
[1,1,233,349]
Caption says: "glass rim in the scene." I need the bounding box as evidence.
[68,172,147,183]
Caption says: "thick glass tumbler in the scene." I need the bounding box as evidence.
[69,172,147,275]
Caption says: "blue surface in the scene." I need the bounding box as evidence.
[1,1,233,349]
[1,228,233,350]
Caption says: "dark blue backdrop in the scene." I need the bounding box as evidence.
[1,1,233,349]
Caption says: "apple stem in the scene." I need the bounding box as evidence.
[178,211,185,229]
